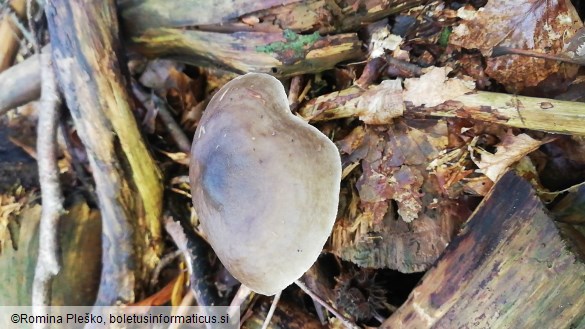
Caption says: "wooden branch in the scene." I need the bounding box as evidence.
[380,172,585,328]
[0,0,425,110]
[32,51,62,317]
[0,50,40,114]
[164,217,221,307]
[46,0,163,305]
[299,85,585,135]
[0,0,426,112]
[414,91,585,135]
[120,0,424,76]
[128,28,362,77]
[118,0,303,29]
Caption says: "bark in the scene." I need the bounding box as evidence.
[46,0,163,305]
[125,28,362,77]
[32,50,62,321]
[0,0,425,111]
[119,0,424,35]
[0,51,40,114]
[380,172,585,329]
[119,0,425,76]
[164,217,221,307]
[300,85,585,135]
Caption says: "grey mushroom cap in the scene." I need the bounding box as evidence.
[189,73,341,296]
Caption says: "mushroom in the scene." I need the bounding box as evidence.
[189,73,342,296]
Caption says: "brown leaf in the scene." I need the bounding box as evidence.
[449,0,583,91]
[403,67,475,107]
[354,120,448,224]
[0,188,27,254]
[471,130,543,181]
[165,67,203,113]
[358,79,404,124]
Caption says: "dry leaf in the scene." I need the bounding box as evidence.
[0,191,26,254]
[139,60,182,91]
[403,67,475,107]
[159,150,190,166]
[358,79,404,124]
[449,0,583,91]
[562,26,585,61]
[369,25,403,58]
[471,130,543,181]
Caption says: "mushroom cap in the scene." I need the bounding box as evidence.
[189,73,341,296]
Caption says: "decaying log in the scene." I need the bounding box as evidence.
[46,0,163,304]
[380,172,585,329]
[119,0,424,34]
[118,0,426,76]
[0,0,423,111]
[125,28,362,77]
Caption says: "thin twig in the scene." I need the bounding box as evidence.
[355,57,387,88]
[153,93,192,153]
[385,56,422,78]
[32,50,63,326]
[230,284,253,307]
[261,291,281,329]
[491,46,584,66]
[150,249,183,288]
[164,216,220,307]
[294,279,360,329]
[58,119,97,205]
[288,75,303,113]
[26,0,39,53]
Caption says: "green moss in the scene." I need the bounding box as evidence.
[438,27,452,47]
[256,29,321,57]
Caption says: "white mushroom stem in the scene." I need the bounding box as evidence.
[261,291,282,329]
[294,280,360,329]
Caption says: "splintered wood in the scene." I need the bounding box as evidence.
[381,172,585,329]
[331,119,472,272]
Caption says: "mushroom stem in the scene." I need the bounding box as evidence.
[294,280,360,329]
[261,290,282,329]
